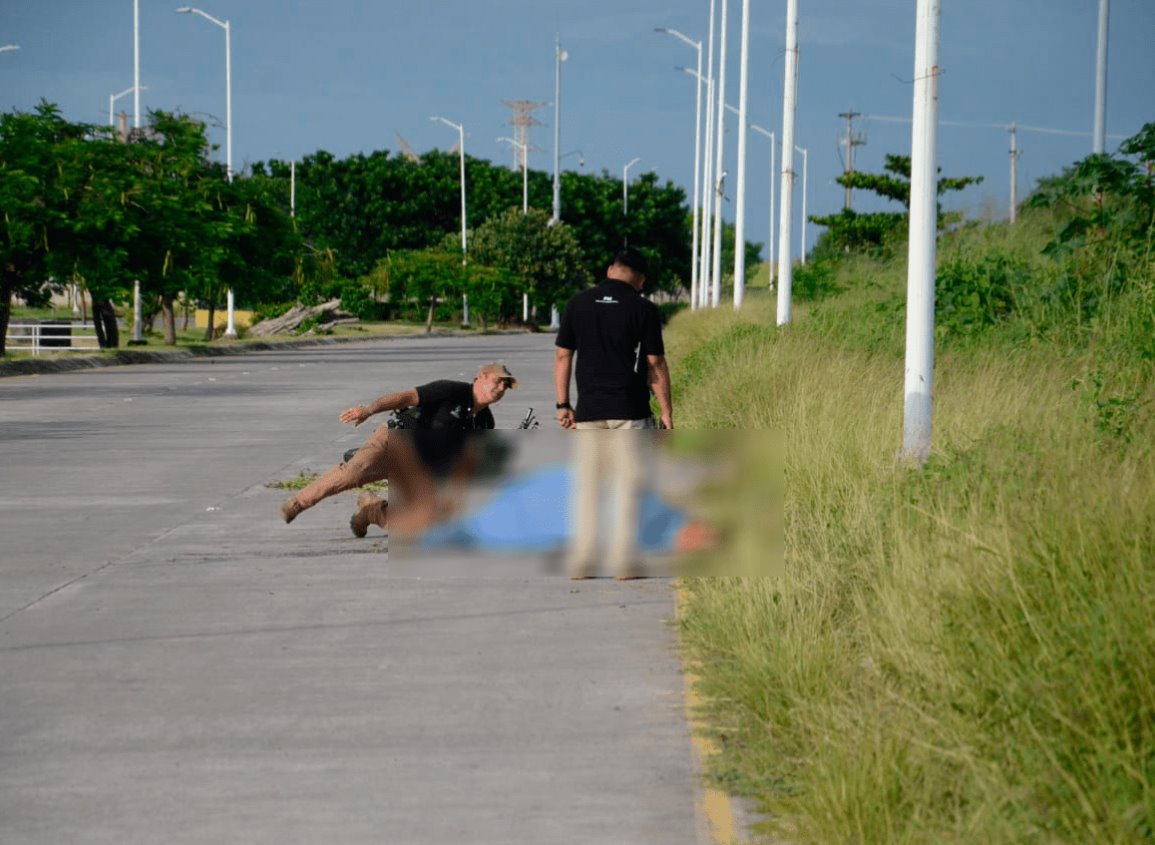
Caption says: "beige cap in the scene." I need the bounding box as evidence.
[477,362,517,388]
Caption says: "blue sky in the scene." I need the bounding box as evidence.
[3,1,1152,262]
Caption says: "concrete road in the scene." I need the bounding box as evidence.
[0,334,709,845]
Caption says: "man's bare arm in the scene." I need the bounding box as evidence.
[647,354,673,430]
[340,387,421,427]
[554,347,576,429]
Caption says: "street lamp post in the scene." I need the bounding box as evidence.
[497,136,528,214]
[710,0,731,308]
[499,136,530,322]
[433,116,469,326]
[111,76,148,345]
[748,123,776,288]
[733,0,751,309]
[657,28,703,310]
[177,5,237,338]
[109,85,146,127]
[700,0,718,310]
[552,35,568,224]
[623,157,641,218]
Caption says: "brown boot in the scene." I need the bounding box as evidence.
[279,496,304,524]
[350,491,387,538]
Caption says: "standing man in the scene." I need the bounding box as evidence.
[553,247,673,579]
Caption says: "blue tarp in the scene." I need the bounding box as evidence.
[419,464,686,554]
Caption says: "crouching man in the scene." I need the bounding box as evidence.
[279,363,516,537]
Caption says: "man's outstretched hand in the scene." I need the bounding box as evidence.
[340,406,372,427]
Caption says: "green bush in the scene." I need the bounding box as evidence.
[791,260,840,302]
[338,280,387,321]
[251,301,295,323]
[933,251,1024,340]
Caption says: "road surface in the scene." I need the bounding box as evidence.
[0,333,711,844]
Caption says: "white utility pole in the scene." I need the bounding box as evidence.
[900,0,942,462]
[795,144,808,263]
[732,0,751,308]
[775,0,799,326]
[290,160,296,217]
[710,0,730,307]
[133,0,140,130]
[700,0,718,310]
[552,35,567,223]
[1093,0,1109,154]
[658,28,704,311]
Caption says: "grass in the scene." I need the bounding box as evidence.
[668,213,1155,843]
[265,471,387,494]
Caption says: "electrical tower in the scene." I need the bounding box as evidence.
[395,133,422,164]
[838,109,867,210]
[504,99,545,169]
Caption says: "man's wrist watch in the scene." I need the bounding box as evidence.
[556,401,572,411]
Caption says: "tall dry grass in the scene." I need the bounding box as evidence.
[671,276,1154,843]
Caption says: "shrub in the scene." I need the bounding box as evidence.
[934,251,1025,340]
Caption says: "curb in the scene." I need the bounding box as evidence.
[0,329,537,379]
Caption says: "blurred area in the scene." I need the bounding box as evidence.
[386,427,784,579]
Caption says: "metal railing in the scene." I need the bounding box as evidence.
[4,322,102,356]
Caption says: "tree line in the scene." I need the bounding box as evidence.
[2,101,759,354]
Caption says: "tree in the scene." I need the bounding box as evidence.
[558,170,694,296]
[205,172,301,338]
[810,153,983,254]
[467,208,591,323]
[373,248,463,332]
[122,112,224,344]
[0,103,89,354]
[261,150,704,304]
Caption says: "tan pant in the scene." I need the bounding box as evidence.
[566,419,657,578]
[294,426,436,514]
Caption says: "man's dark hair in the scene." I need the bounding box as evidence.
[613,247,648,277]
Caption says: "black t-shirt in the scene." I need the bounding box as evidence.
[405,380,494,476]
[555,279,665,422]
[411,380,495,430]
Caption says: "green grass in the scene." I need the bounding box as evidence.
[265,471,387,494]
[669,210,1155,843]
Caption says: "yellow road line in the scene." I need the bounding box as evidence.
[676,580,739,845]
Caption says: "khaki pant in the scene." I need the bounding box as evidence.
[294,426,436,516]
[566,418,657,578]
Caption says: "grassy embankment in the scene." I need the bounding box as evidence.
[668,204,1154,843]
